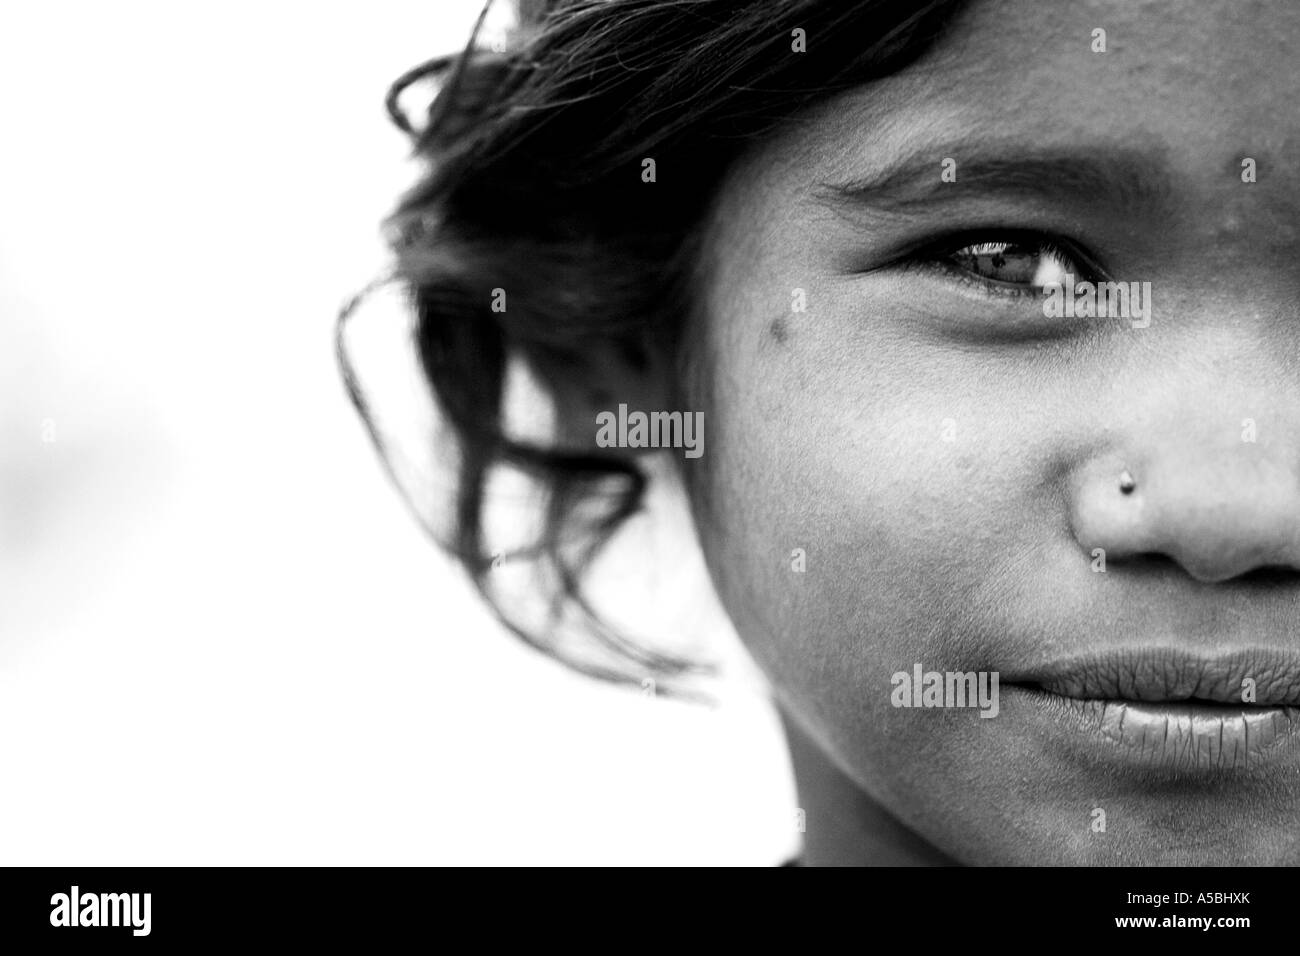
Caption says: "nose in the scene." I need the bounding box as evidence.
[1071,443,1300,583]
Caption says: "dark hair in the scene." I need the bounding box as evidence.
[340,0,966,693]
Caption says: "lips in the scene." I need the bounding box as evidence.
[1020,649,1300,705]
[1006,649,1300,770]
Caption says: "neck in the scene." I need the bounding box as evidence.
[780,709,958,866]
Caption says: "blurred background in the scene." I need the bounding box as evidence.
[0,1,795,864]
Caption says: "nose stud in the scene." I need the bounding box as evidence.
[1119,469,1136,495]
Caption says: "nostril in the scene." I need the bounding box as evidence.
[1105,553,1300,586]
[1233,564,1300,586]
[1106,552,1181,575]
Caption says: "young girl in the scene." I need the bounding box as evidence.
[345,0,1300,865]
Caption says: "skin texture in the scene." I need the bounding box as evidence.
[681,0,1300,864]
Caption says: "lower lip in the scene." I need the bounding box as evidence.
[1014,687,1300,771]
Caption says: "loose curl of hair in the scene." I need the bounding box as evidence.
[340,0,966,694]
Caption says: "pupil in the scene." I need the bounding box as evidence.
[953,243,1046,284]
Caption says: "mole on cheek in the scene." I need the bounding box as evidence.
[768,314,791,345]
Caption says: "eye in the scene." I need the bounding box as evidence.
[882,232,1113,341]
[883,231,1110,313]
[945,238,1078,290]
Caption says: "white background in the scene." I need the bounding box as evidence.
[0,1,795,865]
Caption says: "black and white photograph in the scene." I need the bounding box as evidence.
[5,0,1299,930]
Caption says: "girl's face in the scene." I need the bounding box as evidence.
[689,0,1300,863]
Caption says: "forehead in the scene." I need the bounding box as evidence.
[707,0,1300,269]
[950,0,1295,121]
[899,0,1298,151]
[779,0,1300,170]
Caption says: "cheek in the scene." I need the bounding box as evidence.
[686,285,1073,851]
[694,319,1024,687]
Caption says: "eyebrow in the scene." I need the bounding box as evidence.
[812,142,1173,218]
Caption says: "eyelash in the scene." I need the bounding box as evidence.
[903,233,1103,302]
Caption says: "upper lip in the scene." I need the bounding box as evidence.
[1007,648,1300,706]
